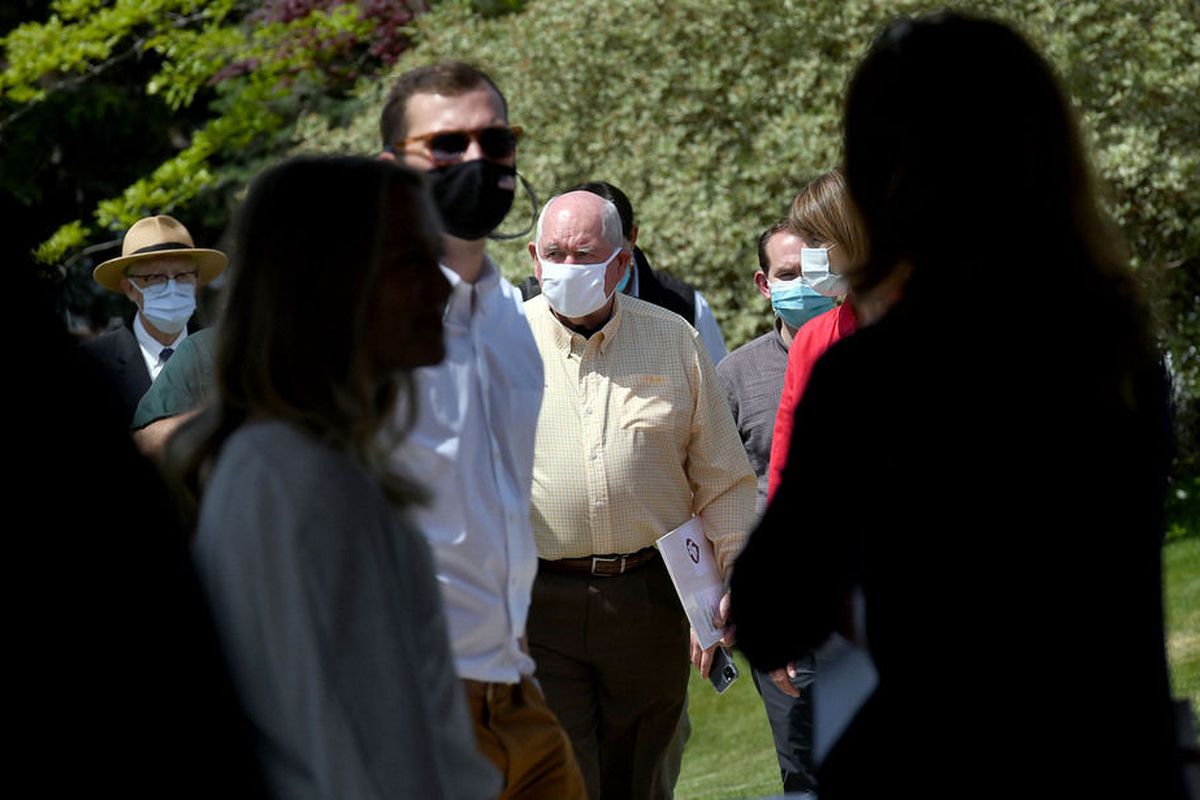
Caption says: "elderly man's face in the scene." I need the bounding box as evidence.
[120,255,199,309]
[530,192,629,297]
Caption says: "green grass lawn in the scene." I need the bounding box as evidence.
[676,652,782,800]
[676,536,1200,799]
[1166,536,1199,708]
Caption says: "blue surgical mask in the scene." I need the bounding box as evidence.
[132,278,196,334]
[615,264,632,294]
[769,278,834,329]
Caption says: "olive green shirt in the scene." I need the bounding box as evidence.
[130,327,216,429]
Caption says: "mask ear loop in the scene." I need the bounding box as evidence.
[489,171,540,241]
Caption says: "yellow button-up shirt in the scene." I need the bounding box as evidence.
[526,293,755,578]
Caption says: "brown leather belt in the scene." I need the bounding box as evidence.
[539,546,659,577]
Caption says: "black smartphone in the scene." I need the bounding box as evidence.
[707,645,740,694]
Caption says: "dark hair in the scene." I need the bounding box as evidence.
[380,61,508,147]
[171,156,434,513]
[757,218,792,274]
[843,11,1155,399]
[567,181,635,241]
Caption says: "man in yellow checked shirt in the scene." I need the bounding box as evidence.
[523,189,755,799]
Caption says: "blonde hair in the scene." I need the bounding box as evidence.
[787,168,865,265]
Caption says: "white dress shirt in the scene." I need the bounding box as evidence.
[133,313,186,382]
[394,256,544,684]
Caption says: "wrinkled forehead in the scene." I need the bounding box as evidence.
[125,255,196,276]
[538,200,609,250]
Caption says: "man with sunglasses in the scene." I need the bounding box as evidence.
[83,215,226,426]
[379,62,585,800]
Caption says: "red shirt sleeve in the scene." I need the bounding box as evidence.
[766,304,858,501]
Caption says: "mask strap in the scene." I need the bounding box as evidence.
[489,171,540,241]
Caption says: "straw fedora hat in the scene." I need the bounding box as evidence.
[93,215,228,292]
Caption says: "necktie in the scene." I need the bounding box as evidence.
[160,347,174,363]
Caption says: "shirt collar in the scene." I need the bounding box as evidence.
[545,293,624,356]
[773,317,791,354]
[132,312,186,359]
[441,254,501,326]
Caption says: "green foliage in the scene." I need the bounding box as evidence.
[34,219,90,266]
[2,0,419,262]
[292,0,1200,473]
[293,0,1199,350]
[1,0,236,104]
[8,0,1198,444]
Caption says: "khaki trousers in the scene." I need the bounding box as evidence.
[462,676,587,800]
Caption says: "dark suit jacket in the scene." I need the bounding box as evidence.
[81,319,152,427]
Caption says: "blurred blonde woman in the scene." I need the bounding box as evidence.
[175,156,500,799]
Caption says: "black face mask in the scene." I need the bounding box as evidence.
[426,159,516,241]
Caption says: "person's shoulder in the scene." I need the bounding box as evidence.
[522,291,552,326]
[622,293,696,335]
[645,263,699,296]
[177,326,216,353]
[217,421,349,484]
[794,305,842,341]
[805,310,899,394]
[718,330,778,374]
[209,421,376,520]
[483,271,541,341]
[80,323,133,355]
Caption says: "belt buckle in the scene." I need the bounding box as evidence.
[590,555,627,576]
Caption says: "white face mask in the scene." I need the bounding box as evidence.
[538,247,622,318]
[801,245,848,297]
[132,278,196,334]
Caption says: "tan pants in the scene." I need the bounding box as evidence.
[462,676,587,800]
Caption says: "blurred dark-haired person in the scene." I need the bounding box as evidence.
[732,13,1186,798]
[175,156,500,799]
[380,61,585,799]
[716,214,839,797]
[83,214,226,425]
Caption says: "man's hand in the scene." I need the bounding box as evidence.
[768,663,802,698]
[690,591,735,679]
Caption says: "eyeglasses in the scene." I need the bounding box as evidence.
[398,125,522,165]
[127,270,199,288]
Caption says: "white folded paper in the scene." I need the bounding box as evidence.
[656,517,725,650]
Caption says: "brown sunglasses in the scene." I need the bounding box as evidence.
[398,125,522,165]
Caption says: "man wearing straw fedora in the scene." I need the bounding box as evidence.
[83,215,227,425]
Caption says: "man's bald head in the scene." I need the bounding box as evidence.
[534,191,624,253]
[529,191,632,325]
